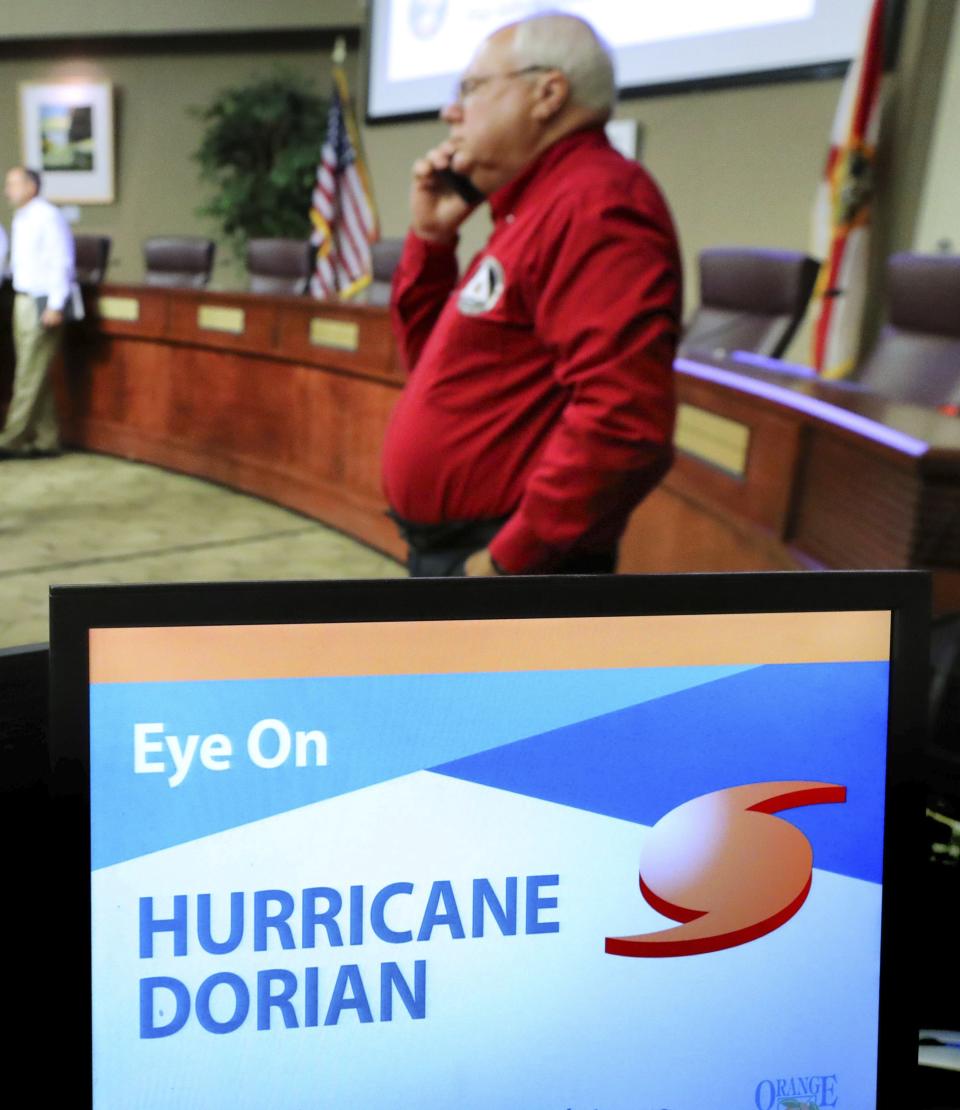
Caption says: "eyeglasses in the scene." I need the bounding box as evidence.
[454,65,554,103]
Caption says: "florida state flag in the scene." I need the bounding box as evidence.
[809,0,885,378]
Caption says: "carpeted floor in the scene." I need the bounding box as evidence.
[0,450,404,648]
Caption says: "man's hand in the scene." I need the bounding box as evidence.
[411,140,480,244]
[41,307,64,328]
[463,548,503,577]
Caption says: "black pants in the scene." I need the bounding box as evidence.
[389,512,616,577]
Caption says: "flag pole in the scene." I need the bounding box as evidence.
[325,37,348,295]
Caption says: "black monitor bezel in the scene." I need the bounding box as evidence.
[49,569,927,1108]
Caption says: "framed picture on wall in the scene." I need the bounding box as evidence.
[19,80,115,204]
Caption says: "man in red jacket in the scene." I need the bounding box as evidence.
[382,12,682,576]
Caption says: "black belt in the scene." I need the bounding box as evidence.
[386,510,509,554]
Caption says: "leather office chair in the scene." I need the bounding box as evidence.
[854,252,960,407]
[143,236,215,289]
[365,238,405,306]
[246,238,315,295]
[73,234,111,284]
[679,247,820,360]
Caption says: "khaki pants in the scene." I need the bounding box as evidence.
[0,293,62,453]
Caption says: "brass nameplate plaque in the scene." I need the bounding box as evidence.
[98,296,140,323]
[310,318,359,351]
[675,403,750,477]
[198,305,245,335]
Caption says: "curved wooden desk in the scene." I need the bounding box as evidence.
[58,283,408,561]
[53,284,960,608]
[620,353,960,611]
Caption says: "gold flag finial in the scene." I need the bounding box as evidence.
[332,36,347,66]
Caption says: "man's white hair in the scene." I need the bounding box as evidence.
[508,11,616,118]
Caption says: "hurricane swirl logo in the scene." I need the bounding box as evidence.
[606,781,846,958]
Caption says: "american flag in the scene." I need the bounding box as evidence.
[310,68,378,300]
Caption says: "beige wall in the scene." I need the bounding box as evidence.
[0,2,956,360]
[361,75,842,364]
[363,77,842,331]
[0,42,355,289]
[0,0,362,39]
[915,4,960,253]
[854,0,958,352]
[0,37,841,304]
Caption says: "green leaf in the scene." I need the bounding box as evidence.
[190,67,328,259]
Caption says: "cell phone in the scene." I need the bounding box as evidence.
[436,167,485,206]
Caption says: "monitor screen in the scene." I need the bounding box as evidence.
[49,572,925,1108]
[367,0,874,121]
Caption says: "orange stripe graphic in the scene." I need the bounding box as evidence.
[90,611,890,684]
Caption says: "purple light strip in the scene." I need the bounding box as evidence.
[730,350,818,378]
[676,357,928,458]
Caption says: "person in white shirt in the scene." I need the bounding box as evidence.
[0,166,76,457]
[0,223,8,277]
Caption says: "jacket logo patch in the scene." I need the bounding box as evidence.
[458,256,505,316]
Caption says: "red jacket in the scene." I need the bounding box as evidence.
[382,127,682,573]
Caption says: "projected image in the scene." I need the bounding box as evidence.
[368,0,871,118]
[586,0,817,45]
[389,0,816,83]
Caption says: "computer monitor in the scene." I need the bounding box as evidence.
[49,571,927,1109]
